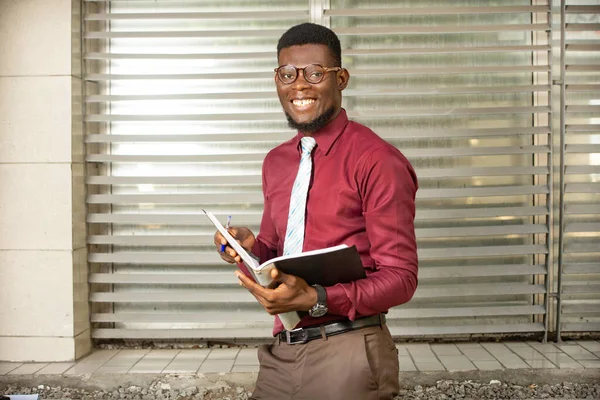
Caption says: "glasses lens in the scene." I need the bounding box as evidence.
[278,65,297,84]
[304,65,325,84]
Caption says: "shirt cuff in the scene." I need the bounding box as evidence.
[325,284,356,320]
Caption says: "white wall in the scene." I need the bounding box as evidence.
[0,0,90,362]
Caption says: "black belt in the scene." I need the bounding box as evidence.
[278,314,385,345]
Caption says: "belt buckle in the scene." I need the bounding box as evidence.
[285,327,309,345]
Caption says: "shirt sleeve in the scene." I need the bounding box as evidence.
[251,157,279,267]
[325,145,419,320]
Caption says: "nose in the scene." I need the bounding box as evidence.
[291,69,311,89]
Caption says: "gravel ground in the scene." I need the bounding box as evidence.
[2,379,599,399]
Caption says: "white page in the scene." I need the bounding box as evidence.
[203,210,259,270]
[204,209,300,329]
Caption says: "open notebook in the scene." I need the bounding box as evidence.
[204,209,366,329]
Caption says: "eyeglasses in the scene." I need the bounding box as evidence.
[274,64,342,85]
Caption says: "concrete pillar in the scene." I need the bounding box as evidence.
[0,0,89,361]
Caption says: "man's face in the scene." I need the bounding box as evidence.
[275,44,349,134]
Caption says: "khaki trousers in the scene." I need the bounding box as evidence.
[251,324,400,400]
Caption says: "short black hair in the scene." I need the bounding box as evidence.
[277,23,342,67]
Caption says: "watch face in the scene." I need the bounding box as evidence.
[309,304,328,318]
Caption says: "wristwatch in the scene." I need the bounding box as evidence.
[309,284,328,318]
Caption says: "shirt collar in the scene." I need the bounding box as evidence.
[293,108,349,156]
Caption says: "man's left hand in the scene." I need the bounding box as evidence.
[235,269,317,315]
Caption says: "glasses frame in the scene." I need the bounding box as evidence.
[274,64,342,85]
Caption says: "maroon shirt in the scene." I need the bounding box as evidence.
[249,109,419,335]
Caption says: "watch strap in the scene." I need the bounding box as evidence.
[312,284,327,304]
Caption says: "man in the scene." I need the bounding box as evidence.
[214,22,418,400]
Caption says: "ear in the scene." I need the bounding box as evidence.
[337,68,350,91]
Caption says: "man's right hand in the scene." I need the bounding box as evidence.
[214,227,256,264]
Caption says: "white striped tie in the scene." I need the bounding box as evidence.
[283,136,317,256]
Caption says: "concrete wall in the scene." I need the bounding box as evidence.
[0,0,89,362]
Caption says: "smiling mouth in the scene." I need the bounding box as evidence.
[292,99,315,107]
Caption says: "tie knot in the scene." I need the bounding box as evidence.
[300,136,317,156]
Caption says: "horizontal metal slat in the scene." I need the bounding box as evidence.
[86,154,266,163]
[418,245,547,259]
[85,167,548,186]
[86,72,272,81]
[333,24,550,35]
[416,166,549,178]
[565,144,600,153]
[324,6,549,17]
[91,323,546,339]
[89,283,546,303]
[566,24,600,32]
[85,107,550,122]
[91,328,272,340]
[560,323,600,332]
[86,65,551,81]
[86,24,550,39]
[417,224,547,239]
[566,124,600,133]
[345,44,550,56]
[566,105,600,113]
[85,145,550,162]
[90,305,545,325]
[564,223,600,233]
[565,44,600,52]
[387,323,545,336]
[416,206,548,220]
[91,311,270,324]
[419,283,547,298]
[89,235,219,245]
[566,84,600,92]
[86,132,289,143]
[87,92,276,102]
[85,45,550,61]
[90,273,233,285]
[565,65,600,72]
[418,264,546,279]
[565,204,600,215]
[88,224,548,245]
[84,127,550,143]
[566,165,600,175]
[564,243,600,254]
[88,245,547,264]
[86,85,551,102]
[561,301,600,314]
[565,183,600,194]
[85,51,274,60]
[86,29,287,39]
[89,251,222,265]
[417,185,549,199]
[87,192,264,205]
[87,213,261,225]
[88,265,546,285]
[87,175,262,185]
[562,284,600,295]
[85,206,548,225]
[566,6,600,14]
[563,263,600,274]
[86,10,308,20]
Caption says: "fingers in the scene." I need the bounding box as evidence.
[214,231,240,264]
[235,270,306,315]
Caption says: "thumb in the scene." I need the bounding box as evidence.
[270,268,293,285]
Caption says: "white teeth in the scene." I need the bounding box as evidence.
[292,99,315,107]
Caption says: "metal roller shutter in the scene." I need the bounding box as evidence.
[557,1,600,337]
[85,0,560,341]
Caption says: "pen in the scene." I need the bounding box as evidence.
[220,215,232,252]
